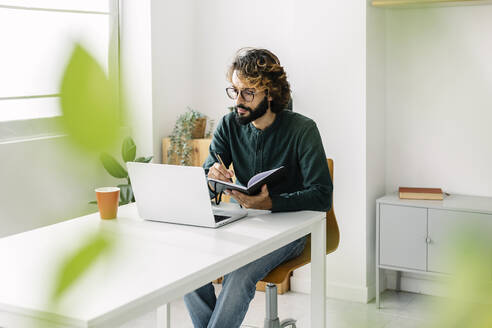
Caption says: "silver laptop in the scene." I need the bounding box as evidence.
[127,162,248,228]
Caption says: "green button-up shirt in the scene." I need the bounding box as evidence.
[203,110,333,212]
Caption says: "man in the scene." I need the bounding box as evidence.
[184,48,333,328]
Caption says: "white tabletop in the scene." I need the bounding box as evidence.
[377,192,492,215]
[0,203,325,327]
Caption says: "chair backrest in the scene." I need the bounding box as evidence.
[325,158,340,254]
[258,158,340,285]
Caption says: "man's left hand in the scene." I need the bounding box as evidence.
[230,185,272,210]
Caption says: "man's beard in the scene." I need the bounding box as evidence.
[234,96,269,125]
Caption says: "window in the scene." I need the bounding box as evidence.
[0,0,119,141]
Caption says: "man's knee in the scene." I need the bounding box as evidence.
[224,264,266,295]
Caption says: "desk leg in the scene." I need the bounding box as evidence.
[376,267,380,309]
[311,218,326,327]
[157,303,171,328]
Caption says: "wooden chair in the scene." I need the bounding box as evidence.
[260,158,339,328]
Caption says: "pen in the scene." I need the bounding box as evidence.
[213,152,241,208]
[214,152,233,182]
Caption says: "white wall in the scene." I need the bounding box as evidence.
[385,5,492,197]
[191,0,294,121]
[383,5,492,293]
[286,0,369,302]
[150,0,194,163]
[120,0,155,157]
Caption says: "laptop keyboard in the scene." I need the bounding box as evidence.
[214,214,231,223]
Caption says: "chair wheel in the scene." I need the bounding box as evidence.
[280,318,296,328]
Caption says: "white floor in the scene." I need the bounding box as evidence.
[120,286,439,328]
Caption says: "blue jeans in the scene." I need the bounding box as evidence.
[184,236,307,328]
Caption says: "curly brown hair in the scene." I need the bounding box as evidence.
[226,48,291,113]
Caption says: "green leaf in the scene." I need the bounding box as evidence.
[100,153,128,178]
[52,233,112,302]
[122,137,136,162]
[135,156,153,163]
[59,44,121,154]
[88,200,97,205]
[117,184,133,204]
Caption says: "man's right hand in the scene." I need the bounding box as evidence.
[208,163,234,191]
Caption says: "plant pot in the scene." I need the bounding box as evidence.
[192,117,206,139]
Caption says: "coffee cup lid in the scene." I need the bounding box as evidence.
[95,187,120,193]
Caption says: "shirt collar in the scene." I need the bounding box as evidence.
[247,110,284,135]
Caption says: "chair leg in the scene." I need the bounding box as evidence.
[263,283,297,328]
[263,283,280,328]
[279,319,296,328]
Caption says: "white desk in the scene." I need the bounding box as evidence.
[0,204,326,328]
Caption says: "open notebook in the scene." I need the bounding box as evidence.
[208,166,286,196]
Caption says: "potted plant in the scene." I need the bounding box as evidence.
[90,136,153,205]
[167,107,212,166]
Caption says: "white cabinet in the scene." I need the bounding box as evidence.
[376,193,492,308]
[428,209,492,275]
[380,204,427,270]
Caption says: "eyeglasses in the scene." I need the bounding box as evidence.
[225,87,256,103]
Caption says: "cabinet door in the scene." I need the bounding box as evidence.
[380,204,428,271]
[428,209,492,275]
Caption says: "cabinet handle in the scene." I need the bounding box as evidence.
[425,237,432,244]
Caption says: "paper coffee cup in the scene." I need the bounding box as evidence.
[95,187,120,219]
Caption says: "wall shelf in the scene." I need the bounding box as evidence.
[372,0,492,8]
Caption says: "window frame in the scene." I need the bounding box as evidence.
[0,0,120,143]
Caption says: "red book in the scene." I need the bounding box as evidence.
[399,187,443,200]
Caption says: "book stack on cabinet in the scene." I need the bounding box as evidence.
[399,187,444,200]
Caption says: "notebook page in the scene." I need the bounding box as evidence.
[246,167,282,188]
